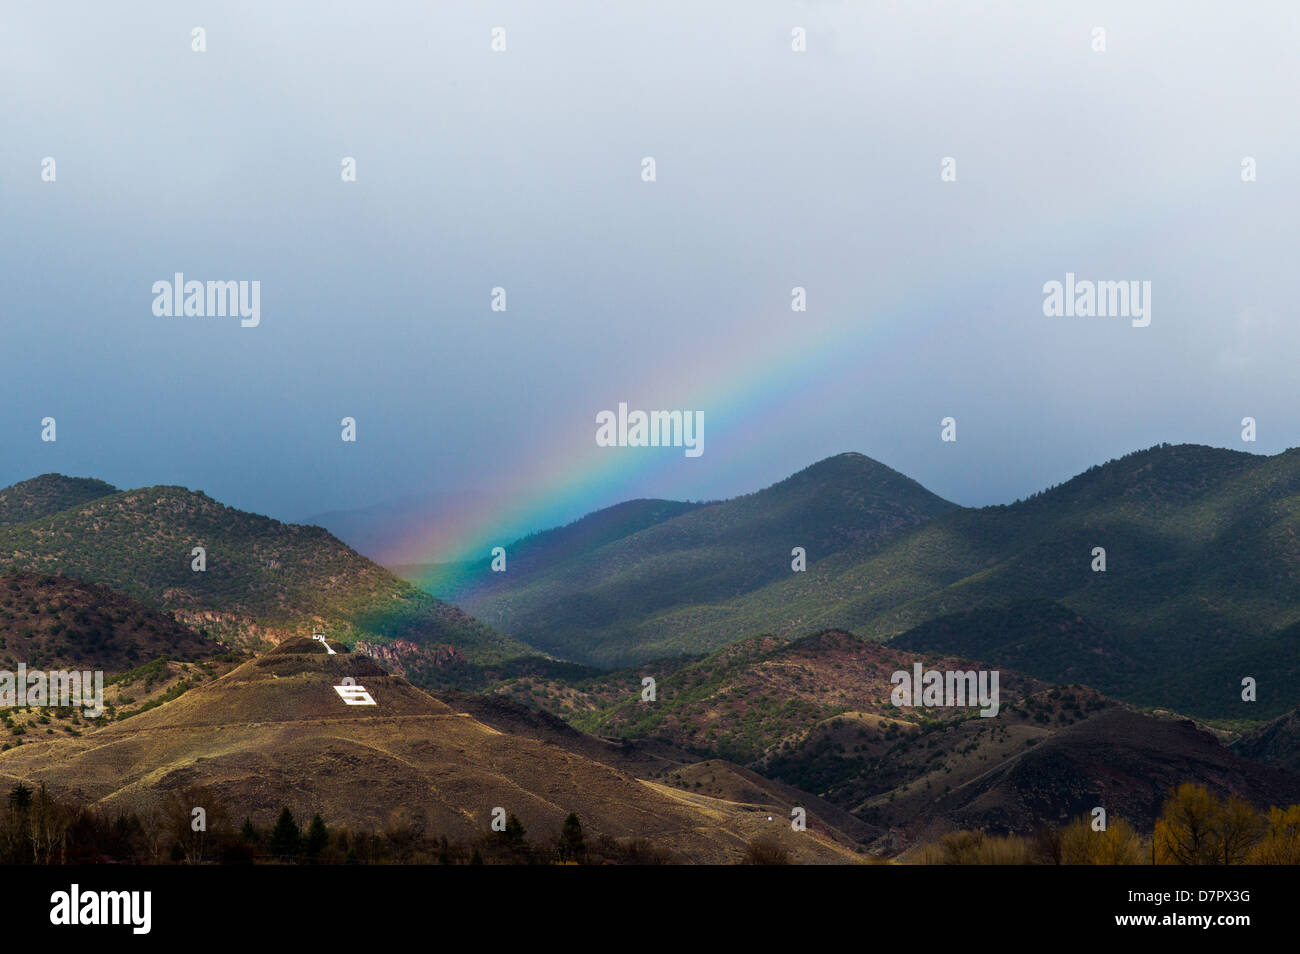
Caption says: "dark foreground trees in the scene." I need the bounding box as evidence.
[0,787,665,865]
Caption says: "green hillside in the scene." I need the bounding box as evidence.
[431,442,1300,718]
[0,474,118,527]
[0,477,529,663]
[630,444,1300,717]
[892,600,1300,721]
[451,453,959,665]
[400,497,706,600]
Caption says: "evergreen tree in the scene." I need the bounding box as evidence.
[8,783,32,810]
[304,814,328,861]
[499,813,530,862]
[268,807,301,861]
[557,813,586,863]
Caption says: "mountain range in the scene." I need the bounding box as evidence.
[398,443,1300,720]
[5,445,1300,859]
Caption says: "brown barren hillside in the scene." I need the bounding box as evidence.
[0,639,860,864]
[484,628,1300,849]
[890,708,1300,849]
[0,570,222,672]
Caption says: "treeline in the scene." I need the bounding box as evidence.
[0,782,673,865]
[909,783,1300,865]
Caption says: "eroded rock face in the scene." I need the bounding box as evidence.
[356,639,466,677]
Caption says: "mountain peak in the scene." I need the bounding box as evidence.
[0,474,119,527]
[1022,442,1262,511]
[452,451,959,666]
[764,452,957,510]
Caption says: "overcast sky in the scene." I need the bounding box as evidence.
[2,2,1297,561]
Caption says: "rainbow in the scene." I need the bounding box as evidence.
[378,283,955,572]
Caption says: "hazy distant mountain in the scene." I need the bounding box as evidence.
[436,453,958,665]
[304,490,487,564]
[0,475,528,664]
[306,487,595,566]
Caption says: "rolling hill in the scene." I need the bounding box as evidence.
[910,708,1300,842]
[0,475,529,666]
[473,628,1300,842]
[1233,707,1300,774]
[0,474,117,527]
[425,453,959,665]
[394,496,706,601]
[610,443,1280,655]
[0,569,242,743]
[0,638,862,863]
[0,569,221,673]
